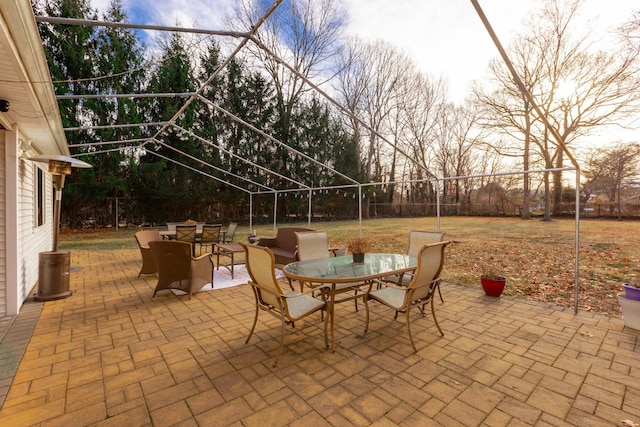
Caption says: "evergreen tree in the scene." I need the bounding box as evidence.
[33,1,362,225]
[194,40,227,221]
[36,0,98,227]
[218,58,276,208]
[138,31,200,221]
[79,0,148,226]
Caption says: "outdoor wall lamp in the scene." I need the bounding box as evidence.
[19,139,32,158]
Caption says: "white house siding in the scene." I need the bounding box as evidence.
[0,134,6,316]
[1,0,70,316]
[0,130,53,317]
[17,156,53,309]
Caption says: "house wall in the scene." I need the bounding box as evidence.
[0,131,6,316]
[1,129,53,316]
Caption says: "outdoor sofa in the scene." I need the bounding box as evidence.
[256,227,314,265]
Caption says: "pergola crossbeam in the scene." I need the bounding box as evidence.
[171,124,309,191]
[152,138,276,192]
[35,16,252,38]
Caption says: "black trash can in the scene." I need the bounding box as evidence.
[34,250,72,301]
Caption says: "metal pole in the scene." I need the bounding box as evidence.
[249,193,253,232]
[358,186,363,235]
[273,193,278,232]
[435,179,441,231]
[52,175,65,252]
[308,190,312,226]
[574,171,581,314]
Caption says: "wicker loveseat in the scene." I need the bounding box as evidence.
[256,227,314,266]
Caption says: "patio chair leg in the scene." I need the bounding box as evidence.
[245,295,260,344]
[406,309,417,352]
[431,296,444,336]
[274,315,287,367]
[363,294,370,334]
[437,283,444,303]
[324,307,329,349]
[418,303,427,316]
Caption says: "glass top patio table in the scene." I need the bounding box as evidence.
[283,253,417,352]
[283,253,417,284]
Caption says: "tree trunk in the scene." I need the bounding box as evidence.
[522,109,531,220]
[553,148,564,216]
[543,170,551,222]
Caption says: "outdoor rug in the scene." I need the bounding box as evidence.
[202,264,284,291]
[170,264,284,295]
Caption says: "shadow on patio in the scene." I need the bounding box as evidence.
[0,247,639,426]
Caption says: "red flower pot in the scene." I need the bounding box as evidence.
[481,276,506,297]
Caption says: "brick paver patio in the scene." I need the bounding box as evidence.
[0,247,638,426]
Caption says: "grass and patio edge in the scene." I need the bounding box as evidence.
[60,216,637,317]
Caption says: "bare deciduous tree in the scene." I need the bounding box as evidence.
[433,102,484,214]
[475,0,640,220]
[584,143,640,220]
[334,39,413,180]
[229,0,346,143]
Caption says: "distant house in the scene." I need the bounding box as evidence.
[0,0,71,316]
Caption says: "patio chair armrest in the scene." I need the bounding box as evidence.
[190,254,214,293]
[282,290,309,299]
[192,253,213,262]
[257,237,277,248]
[409,278,440,291]
[248,279,280,298]
[191,254,213,272]
[371,279,405,290]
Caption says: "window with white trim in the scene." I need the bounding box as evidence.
[35,166,45,227]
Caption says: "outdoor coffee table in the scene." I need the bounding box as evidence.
[215,243,245,278]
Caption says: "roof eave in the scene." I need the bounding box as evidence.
[0,0,68,155]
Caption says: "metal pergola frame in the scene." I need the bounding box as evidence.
[35,0,583,314]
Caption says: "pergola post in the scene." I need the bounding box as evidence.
[308,189,312,226]
[273,193,278,233]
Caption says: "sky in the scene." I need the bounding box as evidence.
[89,0,638,144]
[89,0,638,104]
[342,0,637,102]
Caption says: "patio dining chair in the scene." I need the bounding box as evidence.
[383,230,446,302]
[148,240,214,300]
[134,230,162,277]
[198,224,222,255]
[166,222,183,233]
[295,231,364,312]
[222,222,238,243]
[364,240,450,352]
[175,224,197,255]
[242,243,327,367]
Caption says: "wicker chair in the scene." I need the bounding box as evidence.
[242,243,327,367]
[148,240,214,299]
[134,230,162,277]
[364,240,450,351]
